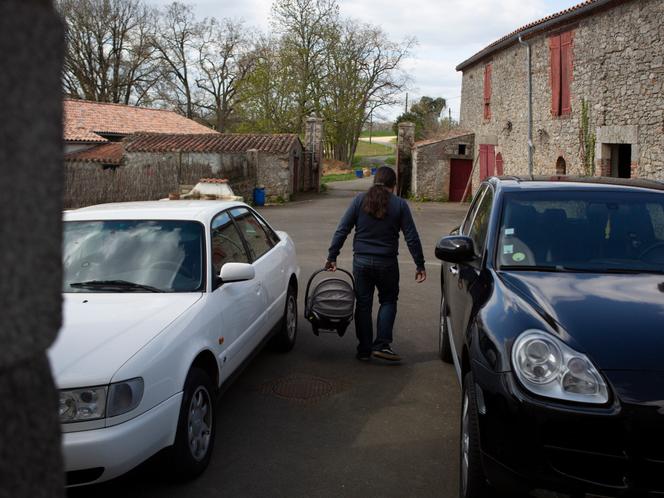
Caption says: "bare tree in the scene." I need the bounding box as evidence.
[270,0,339,131]
[152,2,200,118]
[195,18,254,131]
[58,0,158,104]
[322,20,414,163]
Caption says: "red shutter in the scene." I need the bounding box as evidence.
[483,63,492,120]
[487,145,496,176]
[495,152,504,176]
[549,35,561,116]
[479,144,488,180]
[560,31,573,115]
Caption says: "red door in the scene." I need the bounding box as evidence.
[496,152,504,176]
[479,144,496,180]
[449,159,473,202]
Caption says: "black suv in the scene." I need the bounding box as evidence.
[436,176,664,497]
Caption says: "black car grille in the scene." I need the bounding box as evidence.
[66,467,104,486]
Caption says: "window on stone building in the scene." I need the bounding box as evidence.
[549,30,573,116]
[556,156,566,175]
[458,144,467,155]
[483,63,492,120]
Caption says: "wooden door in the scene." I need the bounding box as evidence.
[449,159,473,202]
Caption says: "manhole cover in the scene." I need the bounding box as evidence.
[258,374,345,402]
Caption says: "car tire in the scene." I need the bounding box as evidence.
[459,371,490,498]
[439,294,453,363]
[168,368,216,482]
[268,283,297,352]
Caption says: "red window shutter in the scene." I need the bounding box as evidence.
[560,31,573,115]
[495,152,504,176]
[549,35,561,116]
[483,63,492,120]
[479,144,488,180]
[487,145,496,176]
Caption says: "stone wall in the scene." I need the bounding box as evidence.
[412,134,474,201]
[254,149,292,201]
[459,0,664,191]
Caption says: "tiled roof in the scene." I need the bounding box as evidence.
[64,99,214,143]
[124,133,301,154]
[413,129,474,148]
[64,143,124,165]
[456,0,617,71]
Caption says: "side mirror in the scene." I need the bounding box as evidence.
[435,236,475,263]
[219,262,255,283]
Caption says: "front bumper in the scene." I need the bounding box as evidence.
[63,392,182,486]
[473,361,664,496]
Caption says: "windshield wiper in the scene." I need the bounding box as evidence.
[69,280,164,292]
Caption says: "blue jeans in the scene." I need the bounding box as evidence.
[352,254,399,354]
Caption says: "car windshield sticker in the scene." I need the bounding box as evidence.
[512,252,526,262]
[503,244,514,254]
[505,228,515,235]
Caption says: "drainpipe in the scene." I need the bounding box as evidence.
[519,35,533,177]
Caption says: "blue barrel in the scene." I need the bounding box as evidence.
[253,187,266,206]
[355,170,363,178]
[371,167,377,175]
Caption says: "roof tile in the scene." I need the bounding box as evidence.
[124,133,300,154]
[64,142,124,164]
[64,99,214,143]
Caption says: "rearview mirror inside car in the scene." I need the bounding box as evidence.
[219,262,255,283]
[435,236,475,263]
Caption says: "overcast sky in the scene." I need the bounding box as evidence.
[151,0,582,122]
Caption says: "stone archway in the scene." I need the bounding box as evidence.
[556,156,567,175]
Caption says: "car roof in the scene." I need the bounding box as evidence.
[64,200,247,223]
[489,175,664,194]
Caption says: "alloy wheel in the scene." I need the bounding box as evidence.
[286,295,297,341]
[188,386,212,462]
[461,390,470,496]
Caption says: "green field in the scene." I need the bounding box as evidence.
[321,172,357,183]
[359,129,395,138]
[354,140,394,157]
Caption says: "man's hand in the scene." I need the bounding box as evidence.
[415,269,427,283]
[325,260,337,272]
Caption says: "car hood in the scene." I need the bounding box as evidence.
[498,271,664,371]
[49,293,202,388]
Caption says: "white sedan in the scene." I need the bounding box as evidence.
[50,200,299,486]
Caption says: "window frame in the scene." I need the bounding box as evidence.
[209,209,252,287]
[229,207,277,263]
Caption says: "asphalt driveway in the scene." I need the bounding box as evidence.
[68,186,468,498]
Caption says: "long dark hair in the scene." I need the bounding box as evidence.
[362,166,397,219]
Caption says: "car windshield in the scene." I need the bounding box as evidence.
[497,190,664,274]
[63,220,205,292]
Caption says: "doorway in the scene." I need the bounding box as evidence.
[449,159,473,202]
[610,144,632,178]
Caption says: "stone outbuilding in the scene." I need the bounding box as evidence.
[455,0,664,192]
[411,130,475,201]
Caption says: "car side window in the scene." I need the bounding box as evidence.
[210,211,250,276]
[230,207,274,261]
[468,187,494,257]
[252,211,281,246]
[462,185,487,235]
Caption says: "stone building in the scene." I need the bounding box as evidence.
[456,0,664,192]
[411,130,474,201]
[65,132,312,207]
[63,99,322,207]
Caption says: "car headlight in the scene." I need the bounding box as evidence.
[59,386,107,423]
[59,378,144,423]
[512,330,609,404]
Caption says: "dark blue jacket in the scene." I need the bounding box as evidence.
[327,193,425,271]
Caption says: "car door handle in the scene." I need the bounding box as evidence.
[449,265,459,276]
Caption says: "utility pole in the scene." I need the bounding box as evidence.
[519,35,534,176]
[405,93,409,113]
[369,111,373,144]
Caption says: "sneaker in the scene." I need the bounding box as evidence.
[356,352,371,361]
[372,347,401,362]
